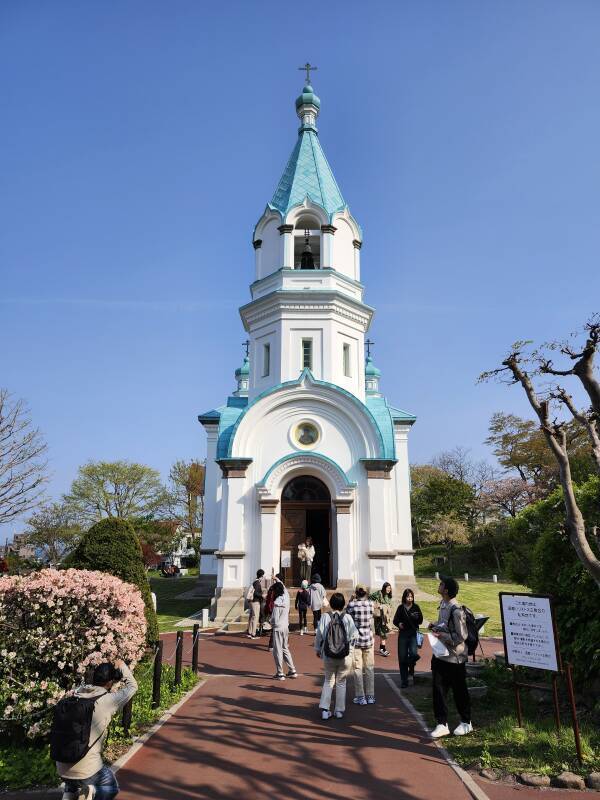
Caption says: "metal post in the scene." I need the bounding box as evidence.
[565,663,583,765]
[175,630,183,686]
[551,674,561,733]
[121,698,133,734]
[152,640,163,709]
[192,624,200,674]
[513,672,523,727]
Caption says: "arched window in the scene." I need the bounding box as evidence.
[294,216,321,269]
[282,475,330,503]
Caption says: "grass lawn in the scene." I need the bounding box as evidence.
[415,578,528,637]
[149,574,209,632]
[404,661,599,777]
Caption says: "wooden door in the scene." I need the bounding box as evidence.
[280,508,305,586]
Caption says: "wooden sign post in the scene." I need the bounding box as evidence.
[499,592,582,764]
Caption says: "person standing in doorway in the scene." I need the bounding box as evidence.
[369,581,393,657]
[393,588,423,687]
[298,536,315,584]
[428,576,472,739]
[314,592,358,719]
[246,569,265,639]
[346,585,375,705]
[309,573,328,631]
[295,580,311,634]
[270,580,298,681]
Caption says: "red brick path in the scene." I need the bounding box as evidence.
[115,633,581,800]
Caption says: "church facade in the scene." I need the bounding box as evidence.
[198,80,416,621]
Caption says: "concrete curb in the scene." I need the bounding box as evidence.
[383,674,491,800]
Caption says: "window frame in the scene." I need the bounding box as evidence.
[262,343,271,377]
[301,338,313,370]
[343,343,351,377]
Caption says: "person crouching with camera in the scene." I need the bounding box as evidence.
[52,659,138,799]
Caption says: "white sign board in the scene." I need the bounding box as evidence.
[500,594,559,672]
[280,550,291,568]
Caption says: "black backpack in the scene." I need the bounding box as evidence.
[324,612,350,659]
[449,605,479,656]
[50,692,106,763]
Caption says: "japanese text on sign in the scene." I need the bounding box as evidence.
[280,550,291,568]
[500,594,558,672]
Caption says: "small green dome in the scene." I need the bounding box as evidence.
[365,356,381,377]
[235,356,250,378]
[295,84,321,110]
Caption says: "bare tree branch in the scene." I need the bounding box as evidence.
[501,353,600,588]
[0,389,48,525]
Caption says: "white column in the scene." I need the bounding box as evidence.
[368,477,388,552]
[259,501,279,577]
[353,239,362,281]
[200,426,219,576]
[253,239,262,278]
[335,501,354,584]
[221,476,245,552]
[279,224,294,268]
[321,225,336,268]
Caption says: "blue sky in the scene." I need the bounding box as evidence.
[2,1,599,541]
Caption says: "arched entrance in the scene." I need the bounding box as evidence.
[280,476,332,587]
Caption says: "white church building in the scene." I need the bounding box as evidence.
[198,78,416,621]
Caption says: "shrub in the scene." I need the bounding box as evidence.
[67,518,159,643]
[0,568,146,738]
[507,476,600,690]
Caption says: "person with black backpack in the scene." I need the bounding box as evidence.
[314,592,358,720]
[52,659,137,799]
[428,576,473,739]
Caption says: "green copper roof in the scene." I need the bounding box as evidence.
[365,356,381,377]
[295,83,321,110]
[235,356,250,377]
[270,112,346,219]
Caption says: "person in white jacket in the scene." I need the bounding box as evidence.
[270,581,298,681]
[57,659,137,799]
[309,574,328,631]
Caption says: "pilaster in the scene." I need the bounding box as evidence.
[278,224,294,268]
[320,224,336,268]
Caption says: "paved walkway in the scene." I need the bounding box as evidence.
[117,633,474,800]
[115,634,581,800]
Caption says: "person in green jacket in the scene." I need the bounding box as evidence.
[369,581,393,657]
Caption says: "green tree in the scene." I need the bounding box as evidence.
[135,518,180,556]
[168,460,205,538]
[411,468,475,528]
[64,460,169,524]
[66,517,159,644]
[422,513,469,572]
[25,502,82,564]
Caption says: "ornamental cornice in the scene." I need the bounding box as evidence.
[240,290,374,331]
[258,453,356,502]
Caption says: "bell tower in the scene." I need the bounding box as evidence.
[244,76,372,402]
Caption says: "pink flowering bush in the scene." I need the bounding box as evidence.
[0,568,146,739]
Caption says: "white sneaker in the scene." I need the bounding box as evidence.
[334,711,344,719]
[321,709,332,720]
[300,629,304,635]
[430,723,450,739]
[453,721,473,736]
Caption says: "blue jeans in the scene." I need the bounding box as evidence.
[64,765,119,798]
[398,632,419,683]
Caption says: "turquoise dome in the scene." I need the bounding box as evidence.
[365,356,381,377]
[295,84,321,110]
[235,356,250,378]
